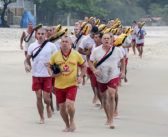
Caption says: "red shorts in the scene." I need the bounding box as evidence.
[132,39,136,42]
[32,77,52,93]
[91,72,98,87]
[87,67,92,76]
[52,77,55,86]
[97,78,119,93]
[55,86,77,104]
[136,43,144,47]
[25,51,27,56]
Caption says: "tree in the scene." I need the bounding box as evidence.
[0,0,17,27]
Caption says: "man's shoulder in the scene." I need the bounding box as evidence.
[29,41,38,48]
[46,41,55,46]
[94,44,102,51]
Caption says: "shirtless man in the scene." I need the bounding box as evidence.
[24,28,57,124]
[48,36,87,132]
[20,22,36,56]
[89,33,125,128]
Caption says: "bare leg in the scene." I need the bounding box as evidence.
[50,93,54,112]
[137,46,141,56]
[102,91,111,125]
[66,99,76,132]
[59,103,70,132]
[35,90,44,124]
[114,88,119,117]
[140,46,143,58]
[43,91,52,118]
[108,87,116,129]
[132,41,136,55]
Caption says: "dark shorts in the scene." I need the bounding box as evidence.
[132,39,136,42]
[32,77,52,93]
[87,67,93,76]
[54,86,77,104]
[136,43,144,47]
[91,72,98,87]
[97,78,119,93]
[25,51,28,56]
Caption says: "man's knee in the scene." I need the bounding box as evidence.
[108,87,116,98]
[35,90,42,101]
[66,101,74,110]
[43,92,51,104]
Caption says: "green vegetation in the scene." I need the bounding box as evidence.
[34,0,168,25]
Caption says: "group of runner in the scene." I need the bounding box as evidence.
[21,16,147,132]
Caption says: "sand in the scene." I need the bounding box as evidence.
[0,26,168,137]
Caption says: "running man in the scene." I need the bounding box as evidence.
[89,33,125,129]
[20,22,36,56]
[135,22,147,58]
[48,36,87,132]
[24,28,57,124]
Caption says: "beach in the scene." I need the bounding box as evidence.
[0,26,168,137]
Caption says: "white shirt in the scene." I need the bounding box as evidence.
[131,26,138,40]
[28,41,57,77]
[24,31,36,51]
[90,45,124,83]
[122,35,132,57]
[70,35,85,51]
[54,39,61,50]
[79,34,95,66]
[135,27,146,44]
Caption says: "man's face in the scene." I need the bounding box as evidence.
[84,17,89,22]
[109,33,114,44]
[28,22,33,29]
[90,32,96,39]
[61,37,71,50]
[37,29,46,43]
[74,27,80,34]
[75,22,80,28]
[94,34,101,44]
[138,22,141,28]
[46,27,53,38]
[102,34,111,47]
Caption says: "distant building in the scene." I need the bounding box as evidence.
[0,0,35,25]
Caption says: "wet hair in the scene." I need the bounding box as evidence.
[91,26,98,33]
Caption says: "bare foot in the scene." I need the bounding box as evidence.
[46,106,52,118]
[110,125,115,129]
[70,121,76,132]
[99,105,103,110]
[113,111,119,117]
[37,118,44,124]
[62,127,70,132]
[105,120,110,125]
[124,77,128,82]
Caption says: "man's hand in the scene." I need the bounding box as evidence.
[77,76,82,84]
[93,69,101,77]
[25,64,31,72]
[20,44,23,50]
[120,72,125,79]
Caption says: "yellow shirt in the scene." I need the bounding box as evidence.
[50,49,85,89]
